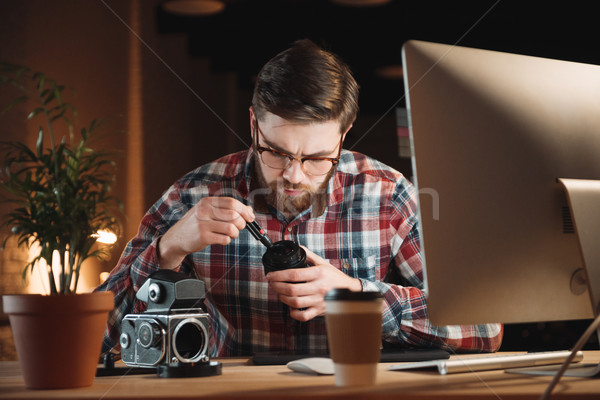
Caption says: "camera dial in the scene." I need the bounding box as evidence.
[119,332,131,349]
[148,282,164,303]
[138,321,162,348]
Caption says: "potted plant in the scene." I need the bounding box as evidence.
[0,63,121,389]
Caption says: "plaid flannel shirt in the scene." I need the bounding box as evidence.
[96,149,502,356]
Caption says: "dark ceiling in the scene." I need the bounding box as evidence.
[156,1,599,115]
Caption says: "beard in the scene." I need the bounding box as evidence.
[252,153,333,219]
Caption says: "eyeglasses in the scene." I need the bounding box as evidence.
[253,120,342,176]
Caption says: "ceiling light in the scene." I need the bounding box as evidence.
[330,0,391,7]
[375,65,404,80]
[163,0,225,16]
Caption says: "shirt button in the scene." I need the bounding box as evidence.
[342,261,350,270]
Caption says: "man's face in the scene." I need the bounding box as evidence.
[251,110,345,218]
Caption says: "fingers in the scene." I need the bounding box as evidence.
[182,197,256,250]
[266,266,317,286]
[202,220,245,245]
[278,289,326,322]
[267,276,316,296]
[271,281,325,322]
[197,197,255,225]
[301,245,326,266]
[267,259,363,322]
[289,306,323,322]
[267,267,329,321]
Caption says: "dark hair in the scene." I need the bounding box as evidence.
[252,39,359,133]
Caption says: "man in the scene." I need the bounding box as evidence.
[96,39,502,356]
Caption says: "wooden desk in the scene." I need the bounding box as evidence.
[1,351,598,399]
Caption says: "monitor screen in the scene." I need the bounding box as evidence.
[402,40,600,327]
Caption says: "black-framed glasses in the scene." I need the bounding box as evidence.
[253,120,342,176]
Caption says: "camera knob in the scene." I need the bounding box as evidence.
[138,321,162,348]
[119,332,131,349]
[148,282,164,303]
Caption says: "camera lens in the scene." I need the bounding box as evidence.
[138,321,162,348]
[262,240,307,274]
[172,318,208,363]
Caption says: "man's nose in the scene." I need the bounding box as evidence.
[282,159,306,184]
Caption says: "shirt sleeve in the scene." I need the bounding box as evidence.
[359,181,503,353]
[94,186,189,355]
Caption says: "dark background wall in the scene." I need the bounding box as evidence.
[0,0,598,359]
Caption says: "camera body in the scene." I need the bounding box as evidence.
[120,310,210,367]
[120,270,211,369]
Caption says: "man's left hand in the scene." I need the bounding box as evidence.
[266,246,362,321]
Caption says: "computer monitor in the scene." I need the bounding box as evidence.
[401,41,600,337]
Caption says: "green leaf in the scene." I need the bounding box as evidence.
[32,72,45,89]
[36,128,43,157]
[26,107,45,120]
[42,88,56,105]
[49,107,66,123]
[1,95,28,115]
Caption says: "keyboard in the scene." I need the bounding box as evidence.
[252,348,450,365]
[388,350,584,375]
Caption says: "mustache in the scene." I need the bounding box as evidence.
[272,180,312,191]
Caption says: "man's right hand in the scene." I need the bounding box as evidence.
[158,197,255,269]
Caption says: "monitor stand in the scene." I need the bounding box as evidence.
[507,178,600,378]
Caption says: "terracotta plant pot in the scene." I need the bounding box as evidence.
[2,291,114,389]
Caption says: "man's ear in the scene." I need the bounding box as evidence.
[249,106,256,140]
[341,124,352,142]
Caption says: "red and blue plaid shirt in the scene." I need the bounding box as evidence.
[96,149,502,356]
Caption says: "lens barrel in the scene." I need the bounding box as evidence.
[262,240,307,274]
[138,321,162,348]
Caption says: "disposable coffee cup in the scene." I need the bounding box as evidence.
[324,288,383,387]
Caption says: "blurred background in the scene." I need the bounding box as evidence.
[0,0,598,360]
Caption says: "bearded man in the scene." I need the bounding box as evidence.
[96,39,502,357]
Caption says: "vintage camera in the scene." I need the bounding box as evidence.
[120,270,220,377]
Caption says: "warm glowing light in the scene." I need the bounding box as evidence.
[163,0,225,16]
[330,0,391,6]
[99,271,110,283]
[93,230,118,244]
[25,246,65,294]
[23,231,115,294]
[375,65,404,80]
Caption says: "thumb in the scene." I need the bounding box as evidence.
[300,245,325,266]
